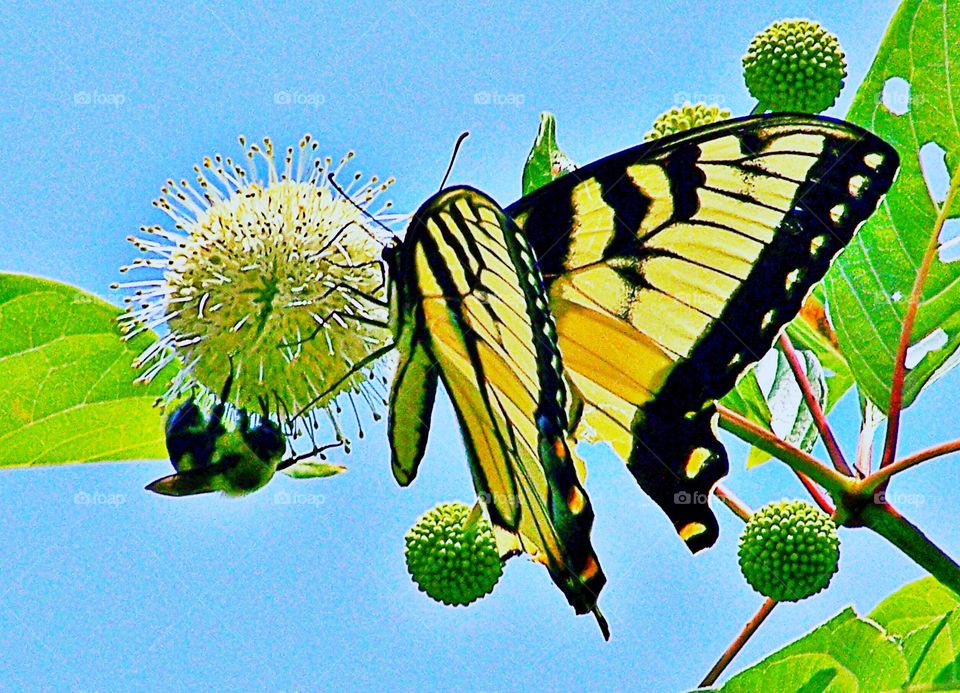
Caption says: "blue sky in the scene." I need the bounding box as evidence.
[4,1,959,691]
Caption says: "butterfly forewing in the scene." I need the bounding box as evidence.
[388,187,607,630]
[509,113,899,552]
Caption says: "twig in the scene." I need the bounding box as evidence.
[881,166,960,469]
[713,485,753,522]
[700,598,777,687]
[777,333,853,476]
[792,471,835,515]
[717,406,852,497]
[859,502,960,596]
[863,438,960,492]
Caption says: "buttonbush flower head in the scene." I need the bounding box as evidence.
[645,102,732,141]
[115,135,395,451]
[405,502,503,606]
[738,499,840,602]
[743,19,846,113]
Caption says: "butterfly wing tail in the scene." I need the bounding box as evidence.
[535,420,608,626]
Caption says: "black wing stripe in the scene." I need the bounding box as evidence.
[394,187,607,625]
[508,114,899,553]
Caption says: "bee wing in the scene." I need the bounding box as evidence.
[144,461,233,496]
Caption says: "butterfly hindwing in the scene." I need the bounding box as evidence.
[388,327,439,486]
[388,187,607,631]
[509,113,899,552]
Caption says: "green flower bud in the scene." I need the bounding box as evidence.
[645,102,732,141]
[404,502,503,606]
[743,19,846,113]
[738,499,839,602]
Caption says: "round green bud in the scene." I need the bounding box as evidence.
[743,19,846,113]
[404,502,503,607]
[645,102,732,141]
[738,499,839,602]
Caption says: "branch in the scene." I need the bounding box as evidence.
[862,437,960,494]
[714,484,753,522]
[858,502,960,597]
[718,406,853,498]
[700,598,778,687]
[792,471,835,515]
[778,333,853,476]
[881,166,960,469]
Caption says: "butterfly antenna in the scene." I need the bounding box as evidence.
[438,131,470,191]
[327,173,399,243]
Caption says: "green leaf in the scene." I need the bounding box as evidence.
[521,112,576,196]
[869,576,960,636]
[784,291,855,414]
[712,579,960,692]
[899,612,960,689]
[720,368,772,429]
[723,290,853,468]
[869,577,960,689]
[716,608,908,692]
[825,0,960,412]
[282,461,347,479]
[0,273,177,466]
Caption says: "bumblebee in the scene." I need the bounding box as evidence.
[146,370,286,497]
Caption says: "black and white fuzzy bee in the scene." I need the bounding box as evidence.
[146,371,287,497]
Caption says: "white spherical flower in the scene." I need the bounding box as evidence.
[115,134,395,454]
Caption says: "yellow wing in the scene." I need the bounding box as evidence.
[509,114,899,551]
[386,187,607,634]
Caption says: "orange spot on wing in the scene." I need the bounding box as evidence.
[581,556,600,581]
[567,486,586,515]
[553,438,567,459]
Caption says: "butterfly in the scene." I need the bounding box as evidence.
[382,113,898,634]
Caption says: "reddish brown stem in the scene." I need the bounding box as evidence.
[714,485,753,522]
[700,598,778,687]
[778,333,853,477]
[881,168,960,469]
[864,438,960,492]
[792,471,835,515]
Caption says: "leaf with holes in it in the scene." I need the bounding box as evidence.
[824,0,960,412]
[0,273,177,467]
[721,290,849,467]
